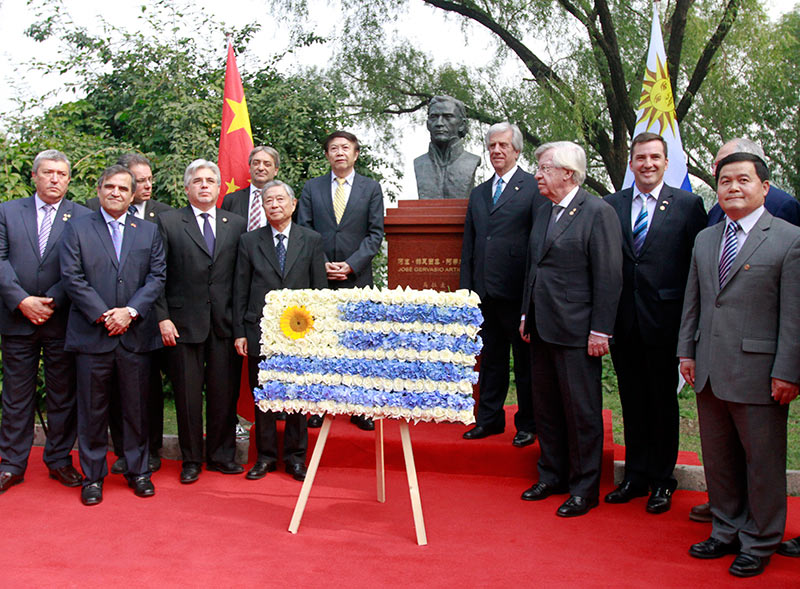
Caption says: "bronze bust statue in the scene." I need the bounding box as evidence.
[414,96,480,199]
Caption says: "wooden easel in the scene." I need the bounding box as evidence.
[288,414,428,546]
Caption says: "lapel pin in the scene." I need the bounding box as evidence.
[744,264,751,270]
[514,186,519,191]
[569,207,577,216]
[149,211,155,217]
[222,217,228,223]
[659,205,666,210]
[130,222,137,228]
[662,200,669,206]
[62,213,71,221]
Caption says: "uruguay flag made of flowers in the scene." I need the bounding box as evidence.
[254,287,482,425]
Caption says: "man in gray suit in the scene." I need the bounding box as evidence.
[678,152,800,577]
[518,141,623,517]
[297,130,384,431]
[0,150,89,494]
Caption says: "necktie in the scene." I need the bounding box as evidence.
[333,177,347,224]
[200,212,215,256]
[38,204,54,256]
[109,220,122,261]
[128,204,138,217]
[632,193,650,255]
[248,189,262,232]
[275,233,286,275]
[492,178,504,204]
[719,221,740,286]
[545,204,563,241]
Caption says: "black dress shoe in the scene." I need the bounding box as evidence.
[557,495,599,517]
[689,501,712,523]
[180,463,201,484]
[81,482,103,506]
[462,424,504,440]
[285,462,307,481]
[521,482,567,501]
[110,457,127,475]
[206,461,244,474]
[128,475,155,497]
[688,536,740,559]
[0,471,24,494]
[646,487,673,514]
[149,452,162,472]
[307,415,324,428]
[48,465,83,488]
[512,431,536,448]
[604,481,649,504]
[729,553,769,577]
[350,415,375,431]
[246,461,277,480]
[777,536,800,557]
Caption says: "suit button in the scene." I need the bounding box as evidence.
[118,278,123,283]
[486,236,492,241]
[206,299,211,304]
[715,303,721,308]
[208,265,213,270]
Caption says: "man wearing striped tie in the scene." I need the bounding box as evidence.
[678,152,800,578]
[221,146,280,230]
[298,131,384,431]
[603,132,706,514]
[0,150,90,495]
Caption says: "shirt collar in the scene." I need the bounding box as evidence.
[271,221,292,240]
[496,165,519,185]
[191,204,215,220]
[555,185,580,210]
[331,170,356,185]
[100,207,126,226]
[727,205,765,235]
[33,193,62,213]
[634,181,664,200]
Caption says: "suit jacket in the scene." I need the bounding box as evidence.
[522,188,623,347]
[220,186,252,220]
[460,168,547,301]
[0,197,91,336]
[677,211,800,403]
[297,172,384,287]
[154,207,246,343]
[707,185,800,227]
[233,223,328,352]
[604,184,707,344]
[86,196,172,221]
[60,211,166,354]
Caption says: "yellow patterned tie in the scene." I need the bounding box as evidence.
[333,177,347,224]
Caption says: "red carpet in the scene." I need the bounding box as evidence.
[4,407,799,587]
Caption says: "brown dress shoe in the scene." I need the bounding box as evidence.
[49,465,83,487]
[690,501,712,523]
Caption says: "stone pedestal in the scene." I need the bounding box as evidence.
[384,199,468,291]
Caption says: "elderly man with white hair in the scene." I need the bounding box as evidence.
[460,122,546,447]
[518,141,623,517]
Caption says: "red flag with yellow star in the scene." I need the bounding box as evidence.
[217,39,254,206]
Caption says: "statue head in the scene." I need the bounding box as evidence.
[426,96,468,149]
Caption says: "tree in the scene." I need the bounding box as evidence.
[272,0,798,195]
[0,0,393,206]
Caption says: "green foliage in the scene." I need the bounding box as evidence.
[1,0,389,207]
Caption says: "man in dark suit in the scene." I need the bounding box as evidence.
[460,122,545,447]
[518,141,622,517]
[297,130,384,431]
[156,160,246,484]
[60,165,166,505]
[221,146,280,229]
[0,150,89,494]
[690,139,800,525]
[603,132,707,514]
[678,153,800,577]
[87,153,171,474]
[234,180,327,482]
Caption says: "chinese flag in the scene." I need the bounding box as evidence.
[217,39,254,206]
[218,40,256,422]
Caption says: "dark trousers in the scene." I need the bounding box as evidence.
[697,384,788,556]
[529,327,603,499]
[76,348,151,485]
[166,333,241,465]
[610,333,679,490]
[476,297,535,433]
[247,356,307,466]
[109,349,165,456]
[0,333,77,474]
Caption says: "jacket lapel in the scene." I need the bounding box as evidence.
[144,201,158,222]
[21,197,41,259]
[283,224,304,277]
[491,168,523,214]
[181,207,211,258]
[638,186,674,257]
[213,211,234,262]
[91,212,120,270]
[319,174,337,225]
[539,190,585,261]
[339,173,361,224]
[256,227,283,276]
[721,212,771,289]
[118,213,138,270]
[41,199,72,262]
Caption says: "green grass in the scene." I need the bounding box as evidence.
[506,355,800,469]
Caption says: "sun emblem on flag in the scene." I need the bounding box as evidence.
[280,305,314,339]
[636,55,677,136]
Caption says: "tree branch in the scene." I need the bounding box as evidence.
[666,0,693,95]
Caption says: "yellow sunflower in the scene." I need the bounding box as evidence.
[280,305,314,339]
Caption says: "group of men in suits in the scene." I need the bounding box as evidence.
[0,130,385,502]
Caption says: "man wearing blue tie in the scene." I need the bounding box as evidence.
[60,165,166,505]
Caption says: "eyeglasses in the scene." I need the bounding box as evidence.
[535,164,560,175]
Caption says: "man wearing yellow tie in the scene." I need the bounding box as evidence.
[297,130,385,430]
